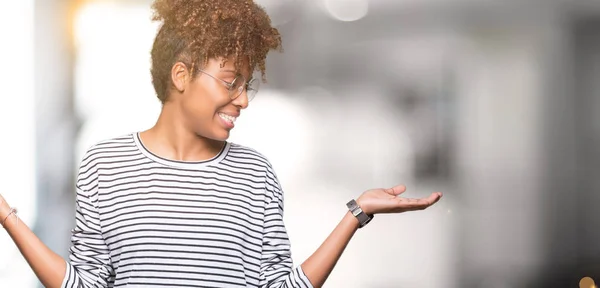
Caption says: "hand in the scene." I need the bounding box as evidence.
[0,193,11,217]
[356,185,442,215]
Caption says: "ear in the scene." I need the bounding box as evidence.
[171,62,189,92]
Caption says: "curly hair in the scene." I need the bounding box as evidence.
[150,0,282,103]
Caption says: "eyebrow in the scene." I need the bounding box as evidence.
[220,69,253,81]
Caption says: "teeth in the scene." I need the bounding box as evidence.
[219,113,237,123]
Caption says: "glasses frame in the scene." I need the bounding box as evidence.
[197,69,259,102]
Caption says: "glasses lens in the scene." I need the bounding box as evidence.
[246,78,260,102]
[228,76,245,99]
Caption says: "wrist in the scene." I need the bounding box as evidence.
[355,198,371,215]
[346,199,374,228]
[345,210,361,229]
[0,197,17,229]
[1,208,17,229]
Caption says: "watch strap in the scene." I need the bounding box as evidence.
[346,199,373,228]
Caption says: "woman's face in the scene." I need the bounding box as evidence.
[176,56,252,141]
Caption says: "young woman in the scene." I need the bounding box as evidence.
[0,0,442,287]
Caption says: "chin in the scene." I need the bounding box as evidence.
[210,130,231,142]
[193,128,230,142]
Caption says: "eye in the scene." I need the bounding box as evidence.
[229,77,243,91]
[217,72,236,84]
[222,78,235,84]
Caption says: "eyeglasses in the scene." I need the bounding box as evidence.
[197,69,259,102]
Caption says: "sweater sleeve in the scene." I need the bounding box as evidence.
[61,150,114,288]
[259,164,313,288]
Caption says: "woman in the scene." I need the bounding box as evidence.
[0,0,442,287]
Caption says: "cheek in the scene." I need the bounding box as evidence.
[184,85,224,120]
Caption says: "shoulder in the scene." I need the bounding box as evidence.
[226,142,275,171]
[227,142,282,186]
[78,133,137,169]
[227,143,284,199]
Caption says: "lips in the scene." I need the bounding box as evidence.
[218,112,237,123]
[217,112,239,129]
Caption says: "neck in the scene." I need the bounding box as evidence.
[140,101,224,162]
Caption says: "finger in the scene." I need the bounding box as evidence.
[392,197,421,211]
[432,192,443,204]
[396,193,442,211]
[384,184,406,196]
[420,192,442,207]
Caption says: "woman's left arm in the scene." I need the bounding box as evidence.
[300,185,442,288]
[260,169,442,288]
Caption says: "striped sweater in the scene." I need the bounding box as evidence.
[60,133,313,288]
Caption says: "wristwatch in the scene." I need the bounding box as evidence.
[346,199,373,228]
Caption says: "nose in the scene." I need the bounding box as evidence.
[232,89,249,109]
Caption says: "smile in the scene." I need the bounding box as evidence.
[218,113,237,124]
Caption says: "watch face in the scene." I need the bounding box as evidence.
[347,199,372,227]
[348,202,361,216]
[346,200,358,210]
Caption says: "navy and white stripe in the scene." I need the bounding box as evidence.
[60,133,313,288]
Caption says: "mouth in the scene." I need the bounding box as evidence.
[218,112,238,128]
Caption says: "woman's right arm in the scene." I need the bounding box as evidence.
[1,194,66,288]
[1,186,113,288]
[1,148,114,288]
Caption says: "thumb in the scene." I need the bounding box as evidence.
[385,185,406,196]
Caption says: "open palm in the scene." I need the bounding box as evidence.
[356,185,442,215]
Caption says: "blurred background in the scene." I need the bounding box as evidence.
[1,0,599,287]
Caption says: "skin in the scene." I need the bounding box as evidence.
[140,57,251,162]
[0,56,442,288]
